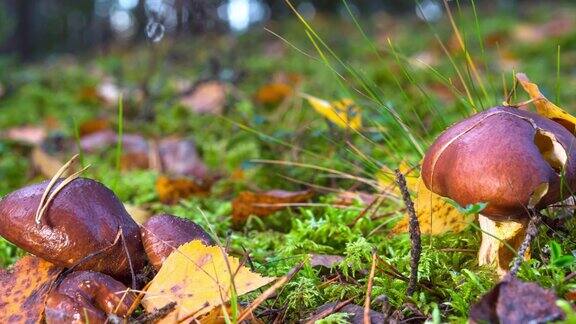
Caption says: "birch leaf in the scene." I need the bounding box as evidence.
[142,240,275,322]
[303,94,362,130]
[516,73,576,134]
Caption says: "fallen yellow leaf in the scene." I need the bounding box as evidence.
[376,162,418,193]
[142,240,275,322]
[0,256,62,323]
[156,175,210,204]
[303,94,362,130]
[516,73,576,134]
[232,189,314,223]
[254,83,292,105]
[391,177,476,235]
[378,162,475,235]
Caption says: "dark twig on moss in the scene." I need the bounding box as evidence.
[349,192,385,227]
[133,301,177,323]
[119,228,137,290]
[395,169,421,296]
[510,211,541,276]
[364,250,377,324]
[303,299,354,324]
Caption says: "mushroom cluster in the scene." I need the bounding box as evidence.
[421,106,576,276]
[0,177,214,322]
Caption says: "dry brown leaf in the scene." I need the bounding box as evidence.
[77,86,101,105]
[120,152,150,171]
[232,189,314,223]
[79,118,110,137]
[306,302,386,324]
[469,277,564,323]
[180,81,227,115]
[565,290,576,302]
[272,72,302,86]
[31,146,66,178]
[334,191,376,207]
[79,130,118,153]
[513,16,574,43]
[79,131,148,154]
[3,126,46,145]
[156,175,210,204]
[516,73,576,134]
[0,256,62,323]
[428,83,456,104]
[142,240,275,322]
[158,138,209,180]
[309,254,344,268]
[254,83,292,105]
[409,51,439,69]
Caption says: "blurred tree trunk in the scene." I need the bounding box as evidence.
[15,0,32,60]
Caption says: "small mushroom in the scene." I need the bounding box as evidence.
[421,106,576,276]
[141,214,215,270]
[45,271,135,323]
[0,178,145,279]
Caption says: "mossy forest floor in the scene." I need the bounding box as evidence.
[2,3,576,322]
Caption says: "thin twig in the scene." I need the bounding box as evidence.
[349,193,384,227]
[134,301,177,323]
[509,211,541,276]
[303,299,353,324]
[395,169,421,296]
[564,271,576,283]
[126,282,152,317]
[35,154,91,225]
[237,262,304,322]
[364,250,377,324]
[119,228,137,290]
[35,154,78,223]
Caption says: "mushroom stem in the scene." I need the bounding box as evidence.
[477,214,529,277]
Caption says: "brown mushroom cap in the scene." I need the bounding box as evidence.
[422,106,576,219]
[45,271,135,323]
[141,214,214,270]
[0,178,145,279]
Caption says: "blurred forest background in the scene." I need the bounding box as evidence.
[0,0,547,60]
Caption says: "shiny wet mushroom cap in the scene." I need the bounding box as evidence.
[45,271,135,324]
[0,178,145,280]
[141,213,215,270]
[421,106,576,275]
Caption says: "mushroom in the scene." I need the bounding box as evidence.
[0,178,145,279]
[140,214,215,270]
[421,106,576,276]
[45,271,135,323]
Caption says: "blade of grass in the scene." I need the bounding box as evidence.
[556,45,561,104]
[70,117,84,167]
[287,0,425,156]
[116,93,124,172]
[442,0,489,102]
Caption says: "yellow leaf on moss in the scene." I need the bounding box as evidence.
[142,240,276,322]
[376,162,418,194]
[303,94,362,130]
[391,177,476,235]
[516,73,576,134]
[378,162,475,235]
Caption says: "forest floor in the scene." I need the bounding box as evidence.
[2,2,576,323]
